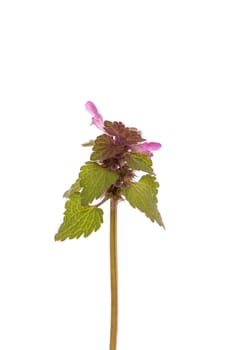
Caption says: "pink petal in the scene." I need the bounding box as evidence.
[85,101,105,131]
[85,101,99,115]
[132,142,161,157]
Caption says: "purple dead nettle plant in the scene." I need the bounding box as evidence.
[55,101,165,350]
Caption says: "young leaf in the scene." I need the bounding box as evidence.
[55,193,103,241]
[90,134,124,161]
[124,175,165,228]
[126,152,154,174]
[82,139,95,147]
[63,178,81,198]
[79,161,119,205]
[104,121,145,144]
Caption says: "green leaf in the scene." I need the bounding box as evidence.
[79,161,119,205]
[90,134,125,161]
[124,175,165,228]
[126,152,154,174]
[55,193,104,241]
[63,178,81,198]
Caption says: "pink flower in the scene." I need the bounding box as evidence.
[131,142,161,157]
[85,101,105,131]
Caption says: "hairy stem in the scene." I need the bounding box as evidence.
[109,198,118,350]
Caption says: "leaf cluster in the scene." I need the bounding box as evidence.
[55,147,165,241]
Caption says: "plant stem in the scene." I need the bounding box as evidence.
[109,198,118,350]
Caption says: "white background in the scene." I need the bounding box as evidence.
[0,1,233,349]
